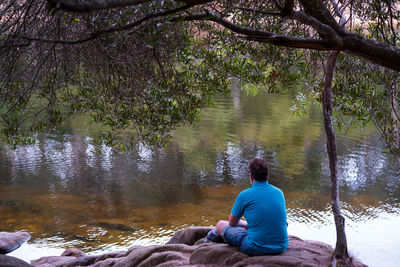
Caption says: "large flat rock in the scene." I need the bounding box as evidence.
[0,232,31,254]
[0,254,32,267]
[31,227,367,266]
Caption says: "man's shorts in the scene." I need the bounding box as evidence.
[221,225,249,253]
[222,225,283,256]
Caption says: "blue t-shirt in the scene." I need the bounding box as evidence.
[232,180,288,254]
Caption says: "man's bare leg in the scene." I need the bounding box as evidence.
[216,220,229,235]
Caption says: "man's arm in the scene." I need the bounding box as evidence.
[229,213,248,230]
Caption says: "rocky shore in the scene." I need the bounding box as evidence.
[1,228,366,266]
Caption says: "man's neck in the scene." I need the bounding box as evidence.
[252,180,268,185]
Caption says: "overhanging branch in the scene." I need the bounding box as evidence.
[291,11,343,46]
[47,0,151,12]
[242,35,337,50]
[202,10,336,50]
[231,6,281,17]
[11,1,400,72]
[15,3,196,44]
[46,0,213,12]
[176,12,335,50]
[202,10,400,72]
[282,0,295,16]
[205,10,275,38]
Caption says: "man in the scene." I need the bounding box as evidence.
[207,158,288,256]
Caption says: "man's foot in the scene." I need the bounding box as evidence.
[206,228,223,243]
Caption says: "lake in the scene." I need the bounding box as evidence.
[1,86,399,266]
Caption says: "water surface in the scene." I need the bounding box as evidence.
[1,88,399,266]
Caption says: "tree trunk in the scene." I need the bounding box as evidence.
[389,80,399,151]
[322,50,349,260]
[389,85,400,166]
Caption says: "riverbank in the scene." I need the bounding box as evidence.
[2,227,366,266]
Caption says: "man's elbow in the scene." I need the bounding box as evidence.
[228,215,240,226]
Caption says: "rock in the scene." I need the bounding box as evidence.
[31,255,81,267]
[92,250,127,263]
[61,248,87,258]
[0,254,32,267]
[0,232,31,254]
[190,243,248,265]
[31,227,367,267]
[193,237,211,245]
[116,244,196,267]
[135,250,189,267]
[32,249,128,267]
[166,226,213,245]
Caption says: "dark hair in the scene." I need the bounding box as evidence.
[248,158,269,181]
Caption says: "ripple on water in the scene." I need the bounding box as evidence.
[6,144,43,175]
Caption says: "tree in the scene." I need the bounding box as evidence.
[1,0,399,263]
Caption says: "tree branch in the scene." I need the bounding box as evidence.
[47,0,151,12]
[204,10,275,38]
[15,3,196,44]
[291,10,343,46]
[282,0,295,16]
[330,0,346,28]
[298,0,341,33]
[231,6,281,17]
[46,0,212,12]
[202,10,337,50]
[343,33,400,72]
[242,35,337,50]
[11,1,400,73]
[202,11,400,72]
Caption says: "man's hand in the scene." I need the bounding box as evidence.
[238,220,248,230]
[228,213,248,230]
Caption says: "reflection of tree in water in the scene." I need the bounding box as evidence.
[270,131,400,222]
[130,144,187,206]
[217,150,234,184]
[2,127,399,211]
[286,137,326,193]
[335,133,400,207]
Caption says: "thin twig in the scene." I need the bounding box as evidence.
[231,6,281,16]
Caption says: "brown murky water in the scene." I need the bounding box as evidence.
[1,89,399,266]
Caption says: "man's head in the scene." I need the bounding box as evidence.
[248,158,269,182]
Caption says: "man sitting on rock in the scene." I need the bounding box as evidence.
[207,158,288,256]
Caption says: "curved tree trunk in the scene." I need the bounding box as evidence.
[322,50,349,260]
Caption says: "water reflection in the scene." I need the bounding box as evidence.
[0,90,399,266]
